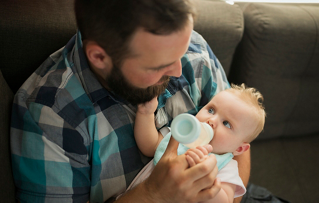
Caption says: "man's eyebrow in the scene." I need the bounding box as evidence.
[146,61,176,70]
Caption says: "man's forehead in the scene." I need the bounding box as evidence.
[130,29,182,53]
[125,25,193,70]
[130,16,193,54]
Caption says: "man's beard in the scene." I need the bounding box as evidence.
[105,65,170,105]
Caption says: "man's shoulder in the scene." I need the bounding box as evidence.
[190,30,205,43]
[188,30,209,52]
[14,48,89,116]
[184,31,212,69]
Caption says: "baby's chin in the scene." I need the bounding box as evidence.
[210,147,228,155]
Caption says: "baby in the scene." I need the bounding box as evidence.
[119,84,265,202]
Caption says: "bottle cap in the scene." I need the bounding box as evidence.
[171,113,200,144]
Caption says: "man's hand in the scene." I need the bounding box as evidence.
[143,136,221,203]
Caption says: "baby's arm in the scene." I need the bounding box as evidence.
[134,97,163,157]
[185,147,236,203]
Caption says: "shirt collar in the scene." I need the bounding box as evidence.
[67,31,111,104]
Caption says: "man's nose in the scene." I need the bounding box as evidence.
[164,60,182,77]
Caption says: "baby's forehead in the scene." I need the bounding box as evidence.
[220,90,253,105]
[213,91,257,116]
[211,90,241,102]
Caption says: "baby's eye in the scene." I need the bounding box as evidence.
[223,121,231,129]
[208,108,215,114]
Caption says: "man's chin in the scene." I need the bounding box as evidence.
[127,81,170,105]
[106,67,170,105]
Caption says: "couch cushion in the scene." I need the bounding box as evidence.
[0,71,15,202]
[230,3,319,139]
[250,134,319,203]
[194,0,244,76]
[0,0,77,93]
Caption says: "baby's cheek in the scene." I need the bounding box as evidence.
[195,112,206,122]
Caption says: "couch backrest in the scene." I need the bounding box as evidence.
[193,0,244,76]
[230,3,319,140]
[0,0,77,93]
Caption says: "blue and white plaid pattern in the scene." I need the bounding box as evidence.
[10,30,229,203]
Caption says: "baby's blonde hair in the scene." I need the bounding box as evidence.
[225,83,266,142]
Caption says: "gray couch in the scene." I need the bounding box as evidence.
[1,0,319,202]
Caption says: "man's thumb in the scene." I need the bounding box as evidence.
[162,135,179,158]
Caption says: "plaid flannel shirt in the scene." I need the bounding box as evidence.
[10,30,229,203]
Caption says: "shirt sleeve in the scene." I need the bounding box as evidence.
[11,100,90,202]
[216,159,246,198]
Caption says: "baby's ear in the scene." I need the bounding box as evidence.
[233,143,250,156]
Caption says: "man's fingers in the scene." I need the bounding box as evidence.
[197,177,221,202]
[191,155,219,190]
[162,135,179,158]
[185,154,217,181]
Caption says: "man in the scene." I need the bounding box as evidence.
[10,0,249,202]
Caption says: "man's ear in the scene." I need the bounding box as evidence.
[233,143,250,156]
[84,41,112,70]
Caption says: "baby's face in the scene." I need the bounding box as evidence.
[195,91,257,154]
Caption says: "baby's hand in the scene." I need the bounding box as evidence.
[137,97,158,115]
[185,145,213,167]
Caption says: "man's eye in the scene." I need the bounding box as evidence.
[223,121,231,129]
[154,68,163,72]
[208,108,215,114]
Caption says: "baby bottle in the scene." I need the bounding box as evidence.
[171,113,214,148]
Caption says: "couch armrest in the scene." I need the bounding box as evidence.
[0,70,15,202]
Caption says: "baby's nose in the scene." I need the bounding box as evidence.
[207,120,214,128]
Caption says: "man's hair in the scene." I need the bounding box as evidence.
[226,83,266,142]
[74,0,196,66]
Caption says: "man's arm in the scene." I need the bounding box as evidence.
[233,149,251,203]
[11,103,91,202]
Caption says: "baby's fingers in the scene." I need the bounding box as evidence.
[186,150,207,164]
[196,145,213,155]
[186,155,196,167]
